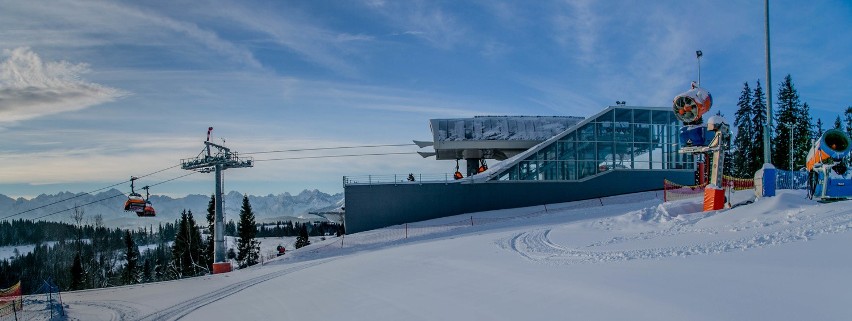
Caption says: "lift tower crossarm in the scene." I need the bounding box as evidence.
[180,128,253,273]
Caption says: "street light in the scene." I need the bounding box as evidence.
[780,122,795,171]
[696,50,703,86]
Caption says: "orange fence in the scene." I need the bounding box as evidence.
[663,176,755,202]
[0,281,22,318]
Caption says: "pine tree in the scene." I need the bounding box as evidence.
[70,252,85,290]
[237,195,260,268]
[815,118,824,139]
[749,80,769,172]
[122,230,139,285]
[204,195,215,271]
[171,210,204,278]
[835,115,843,130]
[772,74,805,170]
[295,224,310,249]
[845,107,852,138]
[732,82,753,177]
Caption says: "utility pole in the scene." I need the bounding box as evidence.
[181,127,253,273]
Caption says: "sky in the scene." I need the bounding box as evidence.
[0,0,850,199]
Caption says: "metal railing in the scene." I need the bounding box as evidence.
[343,173,461,186]
[775,170,808,190]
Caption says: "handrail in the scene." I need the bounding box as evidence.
[343,173,457,186]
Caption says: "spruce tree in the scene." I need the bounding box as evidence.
[204,195,215,271]
[122,230,139,285]
[835,115,843,130]
[845,107,852,139]
[237,195,260,268]
[732,82,753,177]
[295,224,310,249]
[815,118,824,139]
[772,74,804,170]
[70,252,85,290]
[749,80,769,172]
[794,102,813,169]
[171,210,204,278]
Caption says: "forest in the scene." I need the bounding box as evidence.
[0,207,341,294]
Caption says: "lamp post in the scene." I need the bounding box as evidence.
[696,50,703,86]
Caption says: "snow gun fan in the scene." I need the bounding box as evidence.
[805,129,852,200]
[672,83,712,124]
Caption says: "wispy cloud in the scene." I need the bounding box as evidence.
[365,2,468,50]
[0,47,128,123]
[0,1,262,70]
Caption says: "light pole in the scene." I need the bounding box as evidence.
[763,0,773,165]
[696,50,703,86]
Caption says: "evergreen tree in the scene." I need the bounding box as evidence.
[845,107,852,138]
[236,195,260,268]
[122,230,140,285]
[732,82,753,177]
[171,210,204,278]
[835,115,843,130]
[772,74,809,170]
[845,107,852,163]
[749,80,769,172]
[70,252,85,290]
[295,224,310,249]
[815,118,824,139]
[204,195,215,271]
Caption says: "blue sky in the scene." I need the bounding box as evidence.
[0,0,849,198]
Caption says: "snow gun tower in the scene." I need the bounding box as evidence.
[181,127,253,274]
[805,129,852,200]
[672,82,730,211]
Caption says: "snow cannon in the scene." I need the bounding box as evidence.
[672,86,713,124]
[805,129,851,172]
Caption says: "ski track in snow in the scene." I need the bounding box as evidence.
[498,204,852,265]
[65,259,332,321]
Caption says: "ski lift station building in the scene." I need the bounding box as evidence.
[343,106,696,234]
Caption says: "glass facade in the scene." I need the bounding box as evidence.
[496,107,694,181]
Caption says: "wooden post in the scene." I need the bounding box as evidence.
[405,224,408,239]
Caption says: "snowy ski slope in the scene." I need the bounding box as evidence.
[43,189,852,321]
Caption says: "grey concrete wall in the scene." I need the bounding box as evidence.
[343,170,694,234]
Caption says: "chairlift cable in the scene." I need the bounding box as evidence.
[243,143,416,155]
[253,152,418,162]
[1,170,194,221]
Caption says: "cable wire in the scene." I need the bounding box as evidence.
[242,143,416,155]
[1,164,183,221]
[254,151,418,162]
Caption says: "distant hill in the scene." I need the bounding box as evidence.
[0,189,344,229]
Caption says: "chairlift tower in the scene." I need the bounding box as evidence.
[181,127,253,273]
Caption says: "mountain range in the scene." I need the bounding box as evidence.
[0,189,344,229]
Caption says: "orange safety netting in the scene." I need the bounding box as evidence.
[663,176,754,202]
[0,281,22,316]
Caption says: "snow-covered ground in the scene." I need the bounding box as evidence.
[26,189,852,320]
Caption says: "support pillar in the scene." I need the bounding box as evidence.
[212,164,231,273]
[466,158,480,177]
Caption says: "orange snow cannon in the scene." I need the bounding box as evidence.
[805,129,851,171]
[672,84,713,123]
